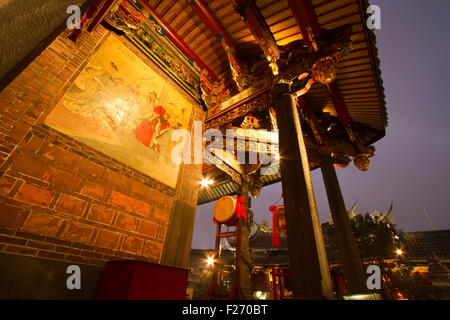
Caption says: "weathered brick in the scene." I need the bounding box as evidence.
[115,213,139,232]
[81,180,107,200]
[60,222,94,244]
[46,237,71,246]
[15,231,46,241]
[21,212,63,237]
[153,207,170,222]
[55,194,86,216]
[105,170,130,189]
[41,143,78,167]
[15,183,54,206]
[0,227,15,235]
[129,181,151,199]
[8,123,28,141]
[148,189,171,208]
[71,242,93,250]
[55,246,82,255]
[157,225,167,240]
[5,245,37,256]
[87,205,114,224]
[93,246,115,256]
[0,175,16,195]
[43,167,81,190]
[94,229,120,249]
[89,258,106,266]
[25,135,44,152]
[116,252,136,259]
[78,158,104,178]
[139,221,157,238]
[11,154,47,179]
[109,191,151,216]
[143,241,163,260]
[81,250,103,259]
[38,251,65,260]
[65,255,90,264]
[0,203,26,229]
[0,235,27,245]
[27,240,56,250]
[121,236,143,255]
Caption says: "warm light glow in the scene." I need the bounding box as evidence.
[206,256,215,266]
[206,257,214,266]
[343,293,382,300]
[200,178,214,188]
[396,248,403,256]
[274,154,280,161]
[254,291,268,300]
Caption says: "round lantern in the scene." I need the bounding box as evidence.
[311,56,338,85]
[353,154,370,171]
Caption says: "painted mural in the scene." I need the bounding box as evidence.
[45,34,193,188]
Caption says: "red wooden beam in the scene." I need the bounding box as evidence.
[287,0,314,48]
[189,0,239,51]
[232,0,280,74]
[140,0,219,81]
[87,0,118,32]
[69,0,103,42]
[288,0,353,127]
[327,82,352,126]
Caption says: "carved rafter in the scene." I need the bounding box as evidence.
[188,0,249,92]
[232,0,280,75]
[204,92,272,130]
[138,0,219,81]
[287,0,359,145]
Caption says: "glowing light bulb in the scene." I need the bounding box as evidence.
[206,256,215,266]
[200,178,213,188]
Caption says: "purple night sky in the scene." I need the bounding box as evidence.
[192,0,450,249]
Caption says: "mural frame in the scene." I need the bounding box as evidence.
[41,32,200,189]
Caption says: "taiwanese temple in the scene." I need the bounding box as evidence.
[0,0,387,299]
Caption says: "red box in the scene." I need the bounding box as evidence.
[95,260,189,300]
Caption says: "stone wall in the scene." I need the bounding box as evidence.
[0,0,95,87]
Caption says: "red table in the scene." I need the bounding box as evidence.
[95,260,189,300]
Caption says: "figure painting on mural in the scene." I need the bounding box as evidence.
[44,35,193,188]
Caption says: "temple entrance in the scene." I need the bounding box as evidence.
[0,0,390,300]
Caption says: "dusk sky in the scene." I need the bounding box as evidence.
[192,0,450,249]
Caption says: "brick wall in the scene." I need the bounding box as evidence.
[0,25,203,268]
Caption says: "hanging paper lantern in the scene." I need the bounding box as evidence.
[275,206,286,237]
[269,205,287,247]
[269,206,281,247]
[311,56,338,85]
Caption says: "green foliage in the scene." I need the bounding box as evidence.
[351,212,400,263]
[323,212,437,299]
[382,263,438,300]
[323,212,401,264]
